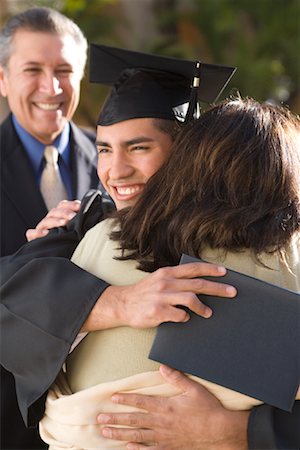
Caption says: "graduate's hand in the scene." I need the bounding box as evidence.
[82,262,237,331]
[97,365,249,450]
[26,199,81,241]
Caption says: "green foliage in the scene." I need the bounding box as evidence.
[62,0,117,41]
[6,0,297,124]
[138,0,299,112]
[60,0,121,127]
[184,0,299,109]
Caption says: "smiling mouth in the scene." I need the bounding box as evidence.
[114,185,143,196]
[35,102,61,111]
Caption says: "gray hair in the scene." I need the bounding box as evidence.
[0,7,88,78]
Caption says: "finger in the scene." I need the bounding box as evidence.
[53,203,81,217]
[111,392,164,413]
[37,207,77,223]
[159,365,206,395]
[35,200,80,227]
[166,306,192,322]
[153,266,237,298]
[35,217,70,230]
[127,444,157,450]
[160,280,236,319]
[26,229,48,242]
[163,262,228,279]
[101,426,155,444]
[60,198,81,206]
[47,209,77,220]
[53,199,81,211]
[164,277,237,298]
[97,412,151,428]
[169,293,211,319]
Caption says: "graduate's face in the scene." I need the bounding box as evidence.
[0,30,82,144]
[96,118,173,210]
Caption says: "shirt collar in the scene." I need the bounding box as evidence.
[12,115,71,174]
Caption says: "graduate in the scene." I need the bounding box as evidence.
[38,46,299,449]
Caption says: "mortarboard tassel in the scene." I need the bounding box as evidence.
[184,62,201,123]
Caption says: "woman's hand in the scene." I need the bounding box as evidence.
[97,365,249,450]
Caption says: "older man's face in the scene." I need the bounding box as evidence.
[0,29,83,144]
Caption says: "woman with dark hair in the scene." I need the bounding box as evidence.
[114,97,300,276]
[40,98,300,449]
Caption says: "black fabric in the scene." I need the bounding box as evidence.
[1,188,299,447]
[248,402,300,449]
[89,43,236,125]
[98,69,189,124]
[1,366,46,449]
[0,115,100,256]
[0,191,112,430]
[1,190,111,272]
[1,259,106,427]
[0,113,100,450]
[150,254,300,412]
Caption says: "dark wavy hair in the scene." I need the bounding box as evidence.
[111,97,300,272]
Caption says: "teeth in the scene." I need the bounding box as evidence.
[116,186,142,195]
[35,103,60,111]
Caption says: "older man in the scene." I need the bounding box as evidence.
[0,7,100,448]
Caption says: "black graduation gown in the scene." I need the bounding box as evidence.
[1,190,111,425]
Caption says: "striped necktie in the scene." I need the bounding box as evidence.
[40,145,68,210]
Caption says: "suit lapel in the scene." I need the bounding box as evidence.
[1,118,98,226]
[1,117,47,228]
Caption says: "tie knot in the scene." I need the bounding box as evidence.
[44,145,59,165]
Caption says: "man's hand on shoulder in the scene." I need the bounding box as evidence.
[26,200,81,241]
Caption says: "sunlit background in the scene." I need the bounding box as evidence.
[1,0,299,129]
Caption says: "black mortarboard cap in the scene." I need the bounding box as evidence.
[89,44,236,125]
[149,254,300,412]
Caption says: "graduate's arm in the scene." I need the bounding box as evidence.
[1,257,108,427]
[0,190,109,426]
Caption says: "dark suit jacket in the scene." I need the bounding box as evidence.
[0,115,100,449]
[0,114,99,256]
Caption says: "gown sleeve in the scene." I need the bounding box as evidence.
[0,190,113,426]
